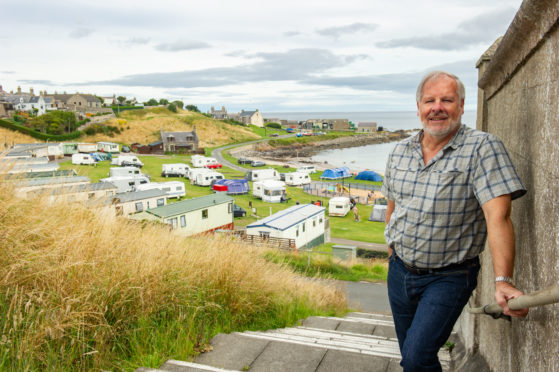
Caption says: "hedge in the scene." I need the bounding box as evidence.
[0,119,82,141]
[110,105,144,114]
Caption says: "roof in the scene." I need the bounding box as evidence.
[145,193,234,218]
[15,176,90,187]
[161,130,198,144]
[28,182,117,196]
[3,169,76,180]
[240,110,257,117]
[358,122,378,127]
[112,189,167,203]
[246,203,325,231]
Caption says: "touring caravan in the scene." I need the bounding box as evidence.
[97,142,120,154]
[109,166,147,178]
[284,171,311,186]
[328,196,351,217]
[111,155,144,168]
[297,165,317,174]
[194,171,224,186]
[135,181,186,198]
[161,163,190,178]
[252,180,286,203]
[72,153,97,166]
[77,143,98,153]
[245,168,280,182]
[100,175,150,193]
[188,167,212,181]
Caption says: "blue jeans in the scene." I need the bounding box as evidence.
[387,253,480,372]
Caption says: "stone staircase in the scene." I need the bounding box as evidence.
[135,312,451,372]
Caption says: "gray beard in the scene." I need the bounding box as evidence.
[422,116,462,138]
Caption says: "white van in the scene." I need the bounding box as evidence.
[109,166,146,178]
[297,165,317,174]
[245,168,280,182]
[100,175,150,193]
[328,196,351,217]
[284,171,311,186]
[72,153,97,166]
[135,181,185,198]
[252,180,286,203]
[111,155,144,168]
[194,171,224,186]
[161,163,190,178]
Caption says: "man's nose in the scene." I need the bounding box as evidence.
[431,99,444,111]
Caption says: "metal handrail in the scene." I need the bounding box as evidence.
[467,283,559,319]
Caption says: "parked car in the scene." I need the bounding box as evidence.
[238,157,252,164]
[270,133,279,137]
[251,160,266,167]
[204,163,222,169]
[121,145,130,153]
[233,204,246,218]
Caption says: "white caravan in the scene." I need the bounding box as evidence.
[135,181,186,198]
[109,166,147,178]
[77,143,98,153]
[194,171,224,186]
[284,171,311,186]
[100,175,150,193]
[111,155,144,168]
[252,180,286,203]
[297,165,317,174]
[245,168,280,182]
[328,196,351,217]
[72,153,97,166]
[161,163,191,178]
[97,142,120,153]
[188,167,212,180]
[191,155,210,168]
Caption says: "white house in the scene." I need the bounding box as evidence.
[131,193,235,237]
[245,203,326,249]
[239,109,264,127]
[110,189,168,216]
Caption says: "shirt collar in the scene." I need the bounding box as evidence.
[410,124,466,150]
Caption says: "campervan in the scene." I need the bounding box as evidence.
[194,171,224,186]
[111,155,144,168]
[72,153,97,166]
[245,168,280,182]
[284,171,311,186]
[328,196,351,217]
[252,180,286,203]
[135,181,185,198]
[97,142,120,153]
[109,166,146,178]
[100,175,150,193]
[161,163,190,178]
[77,143,98,153]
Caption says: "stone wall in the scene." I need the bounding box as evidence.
[457,1,559,370]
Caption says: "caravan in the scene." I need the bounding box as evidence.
[284,171,311,186]
[190,155,217,168]
[72,153,97,166]
[245,168,280,182]
[161,163,190,178]
[109,166,147,178]
[252,180,286,203]
[97,142,120,154]
[135,181,185,198]
[111,155,144,168]
[77,143,98,153]
[100,175,150,193]
[328,196,351,217]
[194,171,224,186]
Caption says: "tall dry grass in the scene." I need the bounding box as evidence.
[0,175,346,370]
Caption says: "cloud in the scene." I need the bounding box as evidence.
[69,27,94,39]
[376,7,517,50]
[316,22,378,38]
[18,79,56,85]
[283,31,301,37]
[154,40,211,52]
[118,37,151,48]
[1,71,16,74]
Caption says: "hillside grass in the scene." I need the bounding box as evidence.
[0,171,346,371]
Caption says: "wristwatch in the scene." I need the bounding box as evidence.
[495,276,514,285]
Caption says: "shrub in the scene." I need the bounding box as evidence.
[266,122,282,129]
[168,103,177,113]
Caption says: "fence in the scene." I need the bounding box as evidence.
[303,181,383,205]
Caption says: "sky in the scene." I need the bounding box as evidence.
[0,0,523,114]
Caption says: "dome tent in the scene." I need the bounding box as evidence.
[320,167,352,180]
[355,170,383,182]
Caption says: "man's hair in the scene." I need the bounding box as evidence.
[416,71,465,103]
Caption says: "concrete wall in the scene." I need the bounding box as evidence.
[457,1,559,370]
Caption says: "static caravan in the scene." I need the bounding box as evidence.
[284,172,311,186]
[100,175,150,193]
[328,196,351,217]
[252,180,286,203]
[78,143,98,153]
[130,193,235,237]
[72,153,97,166]
[62,143,79,155]
[110,189,168,216]
[111,155,144,168]
[135,181,186,198]
[188,167,212,180]
[97,142,120,154]
[161,163,190,177]
[245,168,280,182]
[7,162,60,174]
[297,165,317,174]
[109,166,146,178]
[246,204,326,249]
[194,171,224,186]
[191,155,210,168]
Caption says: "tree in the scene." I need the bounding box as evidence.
[117,96,126,104]
[172,100,184,109]
[145,98,158,106]
[159,98,169,105]
[167,103,177,113]
[185,104,200,113]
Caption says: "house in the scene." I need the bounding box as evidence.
[109,189,168,216]
[131,193,234,237]
[102,95,116,106]
[210,106,228,119]
[160,128,199,154]
[302,119,350,131]
[47,93,109,114]
[245,204,326,249]
[239,109,264,127]
[27,182,118,204]
[357,122,378,133]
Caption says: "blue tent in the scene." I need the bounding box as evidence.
[355,170,383,182]
[320,167,352,180]
[213,179,250,194]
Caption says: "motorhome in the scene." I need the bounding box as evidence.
[135,181,185,198]
[109,166,146,178]
[284,171,311,186]
[328,196,351,217]
[111,155,144,168]
[97,142,120,154]
[100,175,150,193]
[245,168,280,182]
[71,153,97,166]
[194,171,224,186]
[252,180,286,203]
[161,163,190,177]
[77,143,98,153]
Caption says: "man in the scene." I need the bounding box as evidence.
[382,71,528,371]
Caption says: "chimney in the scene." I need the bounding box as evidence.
[30,88,34,96]
[17,86,21,94]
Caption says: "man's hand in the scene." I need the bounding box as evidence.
[495,282,529,317]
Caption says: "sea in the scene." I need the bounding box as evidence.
[263,111,477,174]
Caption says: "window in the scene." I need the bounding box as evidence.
[88,192,95,200]
[135,202,143,212]
[296,228,299,237]
[180,215,186,227]
[129,181,135,186]
[157,198,164,207]
[302,222,306,232]
[168,218,178,229]
[202,209,208,219]
[228,203,232,213]
[319,217,323,224]
[313,218,316,227]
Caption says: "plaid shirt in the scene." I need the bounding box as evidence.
[382,125,526,269]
